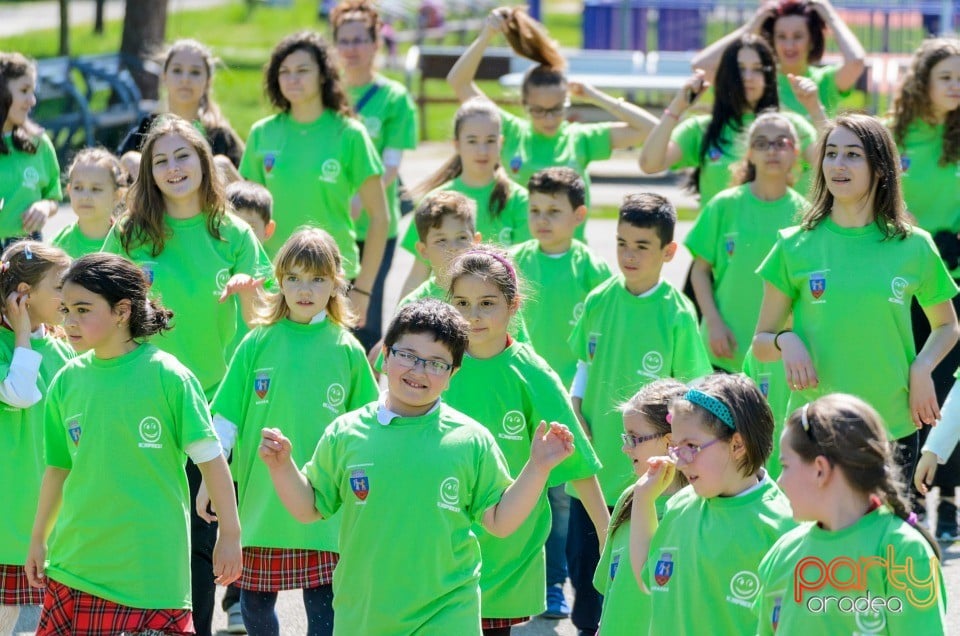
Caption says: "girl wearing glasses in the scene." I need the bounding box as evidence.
[756,394,946,633]
[206,228,378,635]
[753,114,959,483]
[686,111,807,375]
[593,380,686,636]
[691,0,866,121]
[329,1,419,352]
[442,247,608,636]
[446,7,657,220]
[631,374,795,633]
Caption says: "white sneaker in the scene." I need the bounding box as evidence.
[226,603,247,634]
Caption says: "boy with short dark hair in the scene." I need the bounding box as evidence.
[259,299,575,635]
[226,181,276,245]
[565,192,712,632]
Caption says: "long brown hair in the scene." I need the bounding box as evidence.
[784,394,941,557]
[412,98,512,219]
[264,31,352,117]
[0,241,70,325]
[0,52,43,155]
[258,227,356,328]
[891,38,960,166]
[120,116,225,256]
[495,7,568,101]
[609,380,688,536]
[802,114,909,239]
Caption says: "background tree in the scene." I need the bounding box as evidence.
[120,0,168,99]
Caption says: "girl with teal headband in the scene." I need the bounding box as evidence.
[628,374,795,635]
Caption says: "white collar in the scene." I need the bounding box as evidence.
[376,393,441,426]
[309,310,328,325]
[734,469,768,498]
[634,279,664,298]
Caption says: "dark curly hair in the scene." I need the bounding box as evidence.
[264,31,352,117]
[760,0,827,65]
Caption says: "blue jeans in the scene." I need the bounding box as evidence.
[240,586,334,636]
[566,497,606,634]
[545,485,570,586]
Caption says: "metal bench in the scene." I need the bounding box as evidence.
[34,56,94,165]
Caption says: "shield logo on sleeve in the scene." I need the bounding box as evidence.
[809,273,826,300]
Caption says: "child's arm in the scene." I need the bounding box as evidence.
[569,82,658,149]
[638,74,706,174]
[446,8,507,102]
[690,257,736,360]
[808,0,867,92]
[352,177,389,328]
[570,361,591,439]
[21,200,59,234]
[0,291,43,408]
[629,457,676,590]
[482,422,574,537]
[219,274,266,328]
[910,299,960,428]
[260,428,324,523]
[570,476,610,550]
[753,282,818,390]
[688,3,775,82]
[787,74,828,134]
[25,467,69,587]
[195,454,242,586]
[916,381,960,494]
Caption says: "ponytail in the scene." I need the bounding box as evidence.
[500,7,565,70]
[411,155,463,201]
[877,472,942,559]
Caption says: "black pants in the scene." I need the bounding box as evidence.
[354,237,397,352]
[566,498,611,635]
[187,458,220,636]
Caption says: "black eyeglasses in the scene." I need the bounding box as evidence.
[750,137,795,151]
[388,347,453,376]
[526,101,569,118]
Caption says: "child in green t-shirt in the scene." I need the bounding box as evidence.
[757,393,946,634]
[632,374,795,634]
[400,97,530,296]
[593,380,687,636]
[226,180,277,248]
[207,228,378,635]
[0,242,73,634]
[26,253,241,635]
[443,247,608,630]
[754,113,959,482]
[55,149,128,260]
[259,299,575,635]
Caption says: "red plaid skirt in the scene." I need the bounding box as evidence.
[0,563,44,605]
[238,547,338,592]
[481,616,529,629]
[35,578,194,635]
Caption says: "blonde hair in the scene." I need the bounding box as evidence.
[258,228,356,328]
[68,147,130,217]
[733,111,801,186]
[0,241,71,327]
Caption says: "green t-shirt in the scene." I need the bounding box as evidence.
[741,346,790,480]
[211,317,378,552]
[755,507,946,635]
[500,108,612,223]
[400,177,531,256]
[593,489,668,636]
[685,184,808,371]
[102,212,270,399]
[347,75,418,240]
[0,330,74,566]
[671,112,817,206]
[511,239,612,386]
[50,223,108,259]
[44,344,217,609]
[0,133,62,240]
[777,65,849,120]
[443,341,602,618]
[569,277,712,504]
[643,478,796,635]
[758,219,959,439]
[239,111,384,274]
[897,120,960,239]
[302,401,513,635]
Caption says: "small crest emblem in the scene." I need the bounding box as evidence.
[509,155,522,174]
[350,469,369,501]
[654,552,674,586]
[587,333,599,361]
[772,597,781,632]
[264,152,276,173]
[610,553,620,580]
[900,155,910,172]
[67,418,81,446]
[809,272,826,300]
[254,372,270,399]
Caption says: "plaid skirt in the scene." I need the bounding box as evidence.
[35,578,194,636]
[0,563,44,605]
[237,547,338,592]
[481,616,529,629]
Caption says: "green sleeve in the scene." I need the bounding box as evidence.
[100,223,124,255]
[671,300,713,381]
[346,339,379,410]
[210,331,255,428]
[593,490,629,594]
[39,135,63,200]
[230,219,271,278]
[754,548,778,636]
[916,232,960,308]
[239,124,265,185]
[757,236,797,298]
[468,432,513,525]
[382,88,419,151]
[400,216,420,256]
[568,307,590,362]
[507,186,531,244]
[302,426,344,520]
[499,108,525,141]
[586,251,613,289]
[43,376,71,469]
[510,309,532,344]
[787,112,818,157]
[345,125,384,191]
[670,117,706,170]
[883,536,946,632]
[577,123,614,163]
[170,366,218,450]
[684,197,722,264]
[50,224,71,251]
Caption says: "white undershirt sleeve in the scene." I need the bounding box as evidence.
[211,414,239,455]
[185,438,224,465]
[570,360,589,399]
[923,382,960,464]
[0,346,43,409]
[382,148,403,168]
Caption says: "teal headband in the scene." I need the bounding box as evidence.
[684,389,735,429]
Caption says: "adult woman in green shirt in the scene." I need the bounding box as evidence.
[446,6,658,213]
[691,0,865,120]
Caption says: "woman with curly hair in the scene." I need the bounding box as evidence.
[240,31,388,328]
